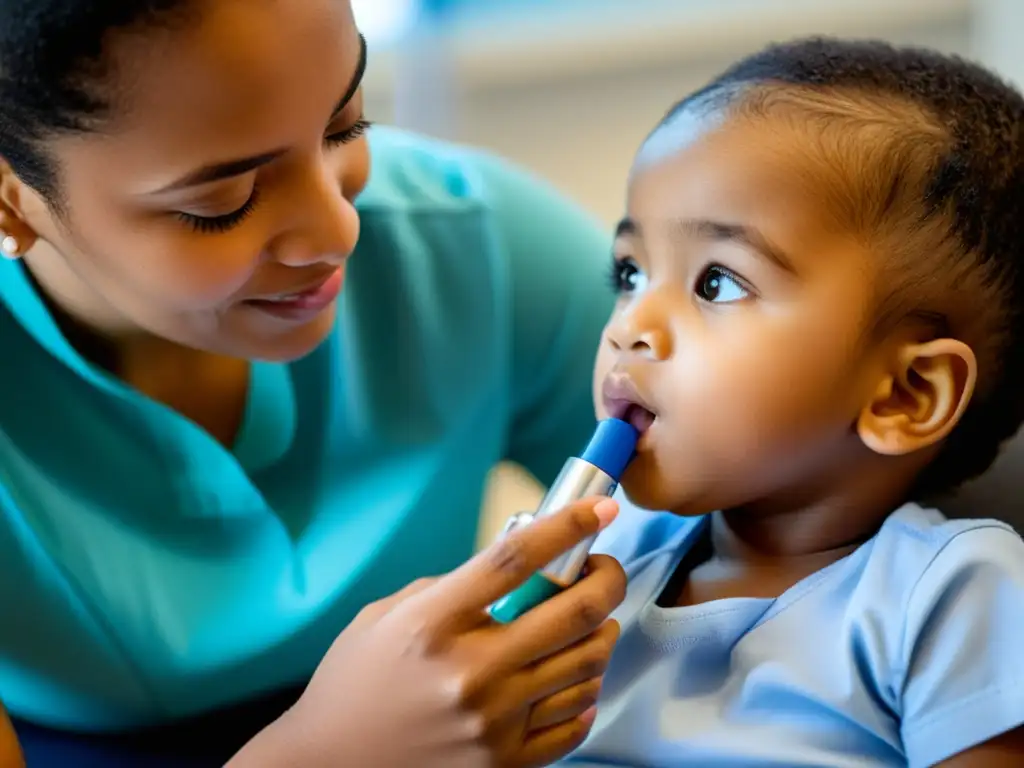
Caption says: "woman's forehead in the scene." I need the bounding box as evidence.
[59,0,360,190]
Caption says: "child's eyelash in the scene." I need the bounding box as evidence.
[607,256,642,294]
[177,184,261,235]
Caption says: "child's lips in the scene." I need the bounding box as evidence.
[601,374,658,434]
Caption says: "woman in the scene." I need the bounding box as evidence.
[0,1,625,765]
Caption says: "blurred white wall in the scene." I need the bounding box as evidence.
[355,0,1023,543]
[363,0,977,225]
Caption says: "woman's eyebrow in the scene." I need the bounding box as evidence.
[152,33,368,194]
[329,32,368,121]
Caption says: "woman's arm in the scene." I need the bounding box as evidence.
[0,703,24,768]
[224,708,307,768]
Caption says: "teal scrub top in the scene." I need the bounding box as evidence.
[0,127,614,731]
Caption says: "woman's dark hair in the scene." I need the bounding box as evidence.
[0,1,188,207]
[658,38,1024,499]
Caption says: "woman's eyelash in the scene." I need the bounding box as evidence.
[177,119,371,235]
[177,184,261,235]
[325,117,373,147]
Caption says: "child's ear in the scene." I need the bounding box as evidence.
[857,338,977,456]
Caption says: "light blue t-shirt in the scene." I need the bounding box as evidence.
[0,127,614,731]
[563,498,1024,767]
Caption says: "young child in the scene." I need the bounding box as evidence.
[566,38,1024,766]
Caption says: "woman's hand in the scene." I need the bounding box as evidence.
[232,497,625,768]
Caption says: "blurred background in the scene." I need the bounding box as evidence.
[354,0,1024,225]
[350,0,1024,543]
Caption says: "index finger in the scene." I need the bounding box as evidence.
[419,497,618,619]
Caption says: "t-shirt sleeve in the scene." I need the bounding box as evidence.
[899,523,1024,766]
[470,152,615,486]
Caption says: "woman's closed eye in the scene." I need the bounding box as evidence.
[324,117,372,148]
[176,117,373,235]
[176,185,261,235]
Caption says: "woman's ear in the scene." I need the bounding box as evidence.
[0,159,40,260]
[858,338,977,456]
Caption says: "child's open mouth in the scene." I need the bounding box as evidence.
[601,375,658,434]
[617,402,656,433]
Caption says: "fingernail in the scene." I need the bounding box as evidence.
[580,705,598,725]
[593,499,619,530]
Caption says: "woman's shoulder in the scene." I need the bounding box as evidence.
[358,126,515,214]
[349,125,612,335]
[359,127,604,241]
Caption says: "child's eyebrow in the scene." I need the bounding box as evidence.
[614,218,638,239]
[674,218,797,275]
[614,216,797,275]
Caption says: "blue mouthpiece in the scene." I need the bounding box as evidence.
[580,418,639,480]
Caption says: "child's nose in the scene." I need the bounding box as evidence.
[607,312,672,361]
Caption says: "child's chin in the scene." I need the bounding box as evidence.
[619,465,711,517]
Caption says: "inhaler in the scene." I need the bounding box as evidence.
[489,418,639,623]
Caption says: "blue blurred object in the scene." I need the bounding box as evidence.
[488,418,637,624]
[580,417,640,479]
[422,0,453,13]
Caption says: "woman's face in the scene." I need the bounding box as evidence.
[11,0,369,362]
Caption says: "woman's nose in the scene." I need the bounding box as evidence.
[272,163,361,268]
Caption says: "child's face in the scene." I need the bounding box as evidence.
[594,112,893,514]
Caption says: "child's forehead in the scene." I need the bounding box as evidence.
[627,114,852,239]
[628,92,945,253]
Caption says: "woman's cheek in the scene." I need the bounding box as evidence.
[148,232,265,308]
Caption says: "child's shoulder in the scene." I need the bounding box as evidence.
[880,500,1019,543]
[870,504,1024,763]
[596,496,1024,583]
[872,502,1024,591]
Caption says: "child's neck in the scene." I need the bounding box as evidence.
[672,461,931,607]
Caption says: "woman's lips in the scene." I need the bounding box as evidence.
[244,267,344,322]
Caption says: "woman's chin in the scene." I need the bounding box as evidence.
[233,302,339,362]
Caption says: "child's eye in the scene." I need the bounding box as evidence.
[695,265,749,303]
[608,257,648,294]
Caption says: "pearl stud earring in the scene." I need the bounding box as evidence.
[1,234,19,258]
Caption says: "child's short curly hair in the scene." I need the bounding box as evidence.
[657,37,1024,499]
